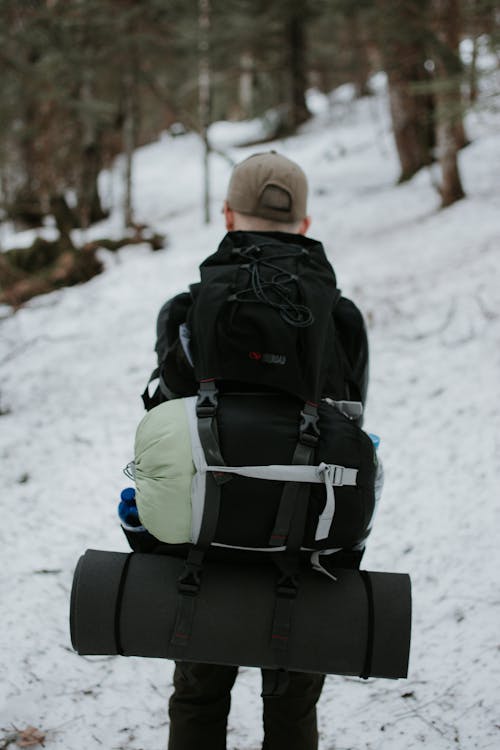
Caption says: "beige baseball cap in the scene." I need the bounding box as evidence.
[226,151,308,223]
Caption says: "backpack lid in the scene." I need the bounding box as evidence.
[189,232,339,402]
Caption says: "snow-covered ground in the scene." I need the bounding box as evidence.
[1,86,499,750]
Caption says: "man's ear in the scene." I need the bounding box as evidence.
[223,201,235,231]
[297,216,311,236]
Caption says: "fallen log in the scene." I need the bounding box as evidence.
[0,228,166,307]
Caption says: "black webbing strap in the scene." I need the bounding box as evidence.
[359,570,375,679]
[196,472,223,548]
[170,548,205,651]
[197,417,228,469]
[270,563,299,665]
[196,380,231,533]
[141,367,160,411]
[269,402,319,547]
[196,380,232,472]
[170,381,228,655]
[269,444,314,675]
[269,440,315,546]
[268,403,319,677]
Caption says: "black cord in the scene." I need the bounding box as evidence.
[230,245,314,327]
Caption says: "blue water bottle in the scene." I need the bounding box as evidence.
[118,487,145,531]
[368,434,384,504]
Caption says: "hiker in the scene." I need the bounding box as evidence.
[141,151,370,750]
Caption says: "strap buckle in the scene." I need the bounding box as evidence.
[177,550,204,595]
[299,404,320,447]
[177,566,201,595]
[318,462,344,486]
[332,465,344,485]
[196,381,218,418]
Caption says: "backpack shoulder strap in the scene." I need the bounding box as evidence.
[141,367,163,411]
[155,291,193,366]
[333,296,369,406]
[152,290,198,401]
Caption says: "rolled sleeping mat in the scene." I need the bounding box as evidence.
[70,549,411,679]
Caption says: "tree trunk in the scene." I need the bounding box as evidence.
[377,0,435,182]
[436,117,465,206]
[349,10,372,98]
[464,0,479,104]
[468,33,479,104]
[199,0,211,224]
[387,71,435,182]
[123,69,137,228]
[79,141,107,227]
[78,71,107,227]
[49,195,77,249]
[11,98,44,227]
[288,11,310,129]
[239,51,254,118]
[432,0,466,206]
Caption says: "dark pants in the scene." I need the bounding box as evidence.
[168,662,325,750]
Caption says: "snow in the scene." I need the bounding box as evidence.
[209,114,276,149]
[1,87,500,750]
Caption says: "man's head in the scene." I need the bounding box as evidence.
[223,151,311,235]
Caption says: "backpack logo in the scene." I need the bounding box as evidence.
[249,351,287,365]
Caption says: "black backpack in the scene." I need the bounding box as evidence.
[140,231,376,559]
[189,230,341,403]
[138,231,378,673]
[181,231,376,552]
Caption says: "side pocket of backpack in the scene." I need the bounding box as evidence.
[307,403,377,551]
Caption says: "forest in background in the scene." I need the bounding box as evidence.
[0,0,499,305]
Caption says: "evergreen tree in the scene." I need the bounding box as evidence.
[375,0,436,183]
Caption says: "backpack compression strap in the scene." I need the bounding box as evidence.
[204,462,357,542]
[170,380,230,655]
[268,402,319,546]
[268,402,319,673]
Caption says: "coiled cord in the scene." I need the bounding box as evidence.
[230,245,314,327]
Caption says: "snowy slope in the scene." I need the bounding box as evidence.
[1,88,499,750]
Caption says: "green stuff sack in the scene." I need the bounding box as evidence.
[134,398,195,543]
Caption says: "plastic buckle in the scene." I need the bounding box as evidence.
[196,384,218,418]
[177,566,201,595]
[332,465,344,486]
[299,409,320,447]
